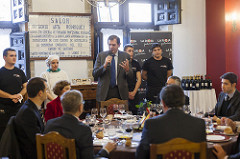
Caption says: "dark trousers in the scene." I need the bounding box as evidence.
[105,86,121,101]
[146,86,163,104]
[128,92,139,115]
[0,103,22,139]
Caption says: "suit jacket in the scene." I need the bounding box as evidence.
[92,50,133,102]
[215,90,240,121]
[15,99,44,159]
[0,116,22,159]
[44,96,63,122]
[136,108,206,159]
[44,114,108,159]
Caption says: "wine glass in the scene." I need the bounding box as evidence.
[100,108,107,122]
[113,104,119,115]
[118,104,125,116]
[91,108,98,118]
[155,104,163,114]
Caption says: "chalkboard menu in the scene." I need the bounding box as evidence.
[130,32,172,103]
[130,32,172,67]
[28,13,93,60]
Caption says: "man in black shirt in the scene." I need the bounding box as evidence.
[0,48,27,138]
[142,43,173,103]
[124,44,141,115]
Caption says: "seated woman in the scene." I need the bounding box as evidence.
[41,55,69,101]
[44,80,71,122]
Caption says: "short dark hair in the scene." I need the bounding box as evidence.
[3,48,16,57]
[220,72,238,85]
[53,80,71,96]
[61,90,83,114]
[108,35,120,45]
[151,43,162,51]
[160,85,185,108]
[27,77,47,98]
[124,44,134,51]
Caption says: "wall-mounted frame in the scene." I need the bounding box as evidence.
[28,12,94,60]
[11,0,29,23]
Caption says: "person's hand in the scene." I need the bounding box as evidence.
[119,59,129,72]
[10,94,21,100]
[225,118,236,131]
[128,91,135,100]
[104,56,112,68]
[213,144,227,159]
[212,115,218,121]
[103,142,117,153]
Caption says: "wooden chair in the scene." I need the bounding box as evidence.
[150,138,206,159]
[36,131,76,159]
[100,98,128,114]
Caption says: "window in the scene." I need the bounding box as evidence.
[97,2,119,22]
[0,29,11,67]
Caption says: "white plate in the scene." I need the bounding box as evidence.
[207,135,225,141]
[215,126,229,131]
[93,139,113,146]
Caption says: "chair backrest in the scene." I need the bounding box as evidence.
[150,138,206,159]
[36,131,76,159]
[100,98,128,114]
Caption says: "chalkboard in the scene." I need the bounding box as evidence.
[130,31,172,103]
[28,13,93,60]
[130,31,172,67]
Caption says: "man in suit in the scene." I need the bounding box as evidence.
[15,77,47,159]
[214,72,240,121]
[136,85,206,159]
[166,75,190,106]
[44,90,116,159]
[92,35,133,102]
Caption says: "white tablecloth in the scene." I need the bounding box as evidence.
[184,89,217,114]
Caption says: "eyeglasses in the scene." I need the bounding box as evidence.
[82,100,85,105]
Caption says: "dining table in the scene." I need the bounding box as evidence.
[93,119,239,159]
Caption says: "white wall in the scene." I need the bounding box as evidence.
[32,0,85,13]
[30,0,92,81]
[172,0,206,77]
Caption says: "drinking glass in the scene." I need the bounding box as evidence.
[113,104,119,114]
[91,108,98,117]
[205,118,214,133]
[118,104,125,116]
[106,125,116,140]
[183,105,190,114]
[155,104,163,114]
[100,108,107,123]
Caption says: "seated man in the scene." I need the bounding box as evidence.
[15,77,47,158]
[166,76,190,105]
[214,72,240,121]
[44,90,116,159]
[136,85,206,159]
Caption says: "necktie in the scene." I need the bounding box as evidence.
[39,109,45,125]
[110,54,116,88]
[225,95,229,101]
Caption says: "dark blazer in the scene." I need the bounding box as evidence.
[92,50,133,102]
[15,99,44,159]
[44,114,108,159]
[136,108,206,159]
[0,116,21,159]
[44,96,63,122]
[215,90,240,121]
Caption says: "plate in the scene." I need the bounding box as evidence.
[125,142,139,148]
[207,134,232,142]
[215,126,229,131]
[93,139,113,146]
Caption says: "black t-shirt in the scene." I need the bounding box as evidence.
[142,56,173,87]
[127,59,141,91]
[0,67,27,105]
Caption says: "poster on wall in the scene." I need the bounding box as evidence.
[130,31,172,102]
[28,13,93,60]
